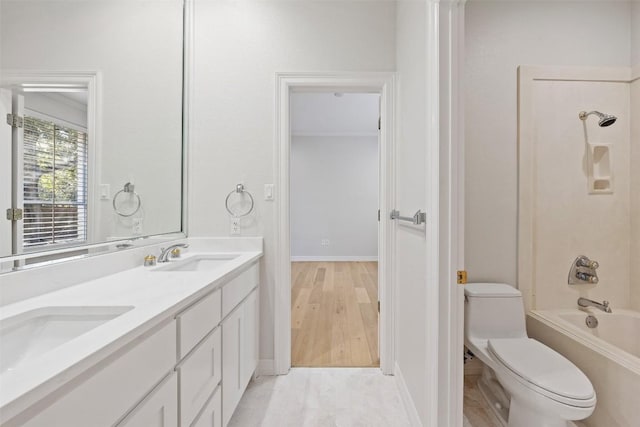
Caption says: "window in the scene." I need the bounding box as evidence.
[22,114,88,249]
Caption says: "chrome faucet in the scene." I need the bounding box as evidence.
[577,297,612,313]
[158,243,189,263]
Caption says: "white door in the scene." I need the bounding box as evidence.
[11,93,24,255]
[0,89,12,256]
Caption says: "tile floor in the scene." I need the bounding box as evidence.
[228,368,410,427]
[228,368,500,427]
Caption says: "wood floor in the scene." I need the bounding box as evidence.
[291,261,379,367]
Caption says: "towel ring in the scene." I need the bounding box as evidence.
[225,184,254,218]
[113,182,142,217]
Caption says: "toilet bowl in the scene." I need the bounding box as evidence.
[464,283,596,427]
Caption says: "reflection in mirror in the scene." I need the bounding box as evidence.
[0,0,184,264]
[22,88,89,251]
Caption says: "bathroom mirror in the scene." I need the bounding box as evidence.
[0,0,184,262]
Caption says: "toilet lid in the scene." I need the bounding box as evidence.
[488,338,594,401]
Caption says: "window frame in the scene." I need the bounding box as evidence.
[0,71,100,257]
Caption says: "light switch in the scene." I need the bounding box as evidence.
[100,184,111,200]
[264,184,274,201]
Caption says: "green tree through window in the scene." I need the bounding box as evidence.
[23,115,88,248]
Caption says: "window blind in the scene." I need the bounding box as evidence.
[22,115,88,248]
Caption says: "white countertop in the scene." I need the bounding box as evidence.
[0,245,262,422]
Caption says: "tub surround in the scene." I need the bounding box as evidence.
[631,65,640,311]
[518,66,634,313]
[0,237,263,424]
[528,309,640,427]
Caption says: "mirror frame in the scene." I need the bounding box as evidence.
[0,0,189,270]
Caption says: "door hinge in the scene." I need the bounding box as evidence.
[377,209,380,222]
[6,113,23,129]
[6,208,23,221]
[457,270,467,285]
[378,301,380,313]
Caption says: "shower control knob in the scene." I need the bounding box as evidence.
[575,272,598,284]
[577,257,598,269]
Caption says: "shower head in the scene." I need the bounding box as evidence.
[579,110,617,127]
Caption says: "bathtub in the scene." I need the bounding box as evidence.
[527,309,640,427]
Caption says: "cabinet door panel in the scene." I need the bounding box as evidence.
[191,386,221,427]
[222,307,242,426]
[118,372,178,427]
[178,327,222,427]
[241,289,258,386]
[177,289,221,359]
[221,264,258,317]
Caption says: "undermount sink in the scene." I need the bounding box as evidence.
[0,305,134,374]
[152,254,239,272]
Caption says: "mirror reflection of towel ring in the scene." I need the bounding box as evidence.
[225,184,254,218]
[113,182,142,217]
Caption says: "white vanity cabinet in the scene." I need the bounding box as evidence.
[5,260,260,427]
[10,320,177,427]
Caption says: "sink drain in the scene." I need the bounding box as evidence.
[585,315,598,329]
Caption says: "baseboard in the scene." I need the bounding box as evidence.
[394,362,422,427]
[256,359,275,376]
[290,256,378,262]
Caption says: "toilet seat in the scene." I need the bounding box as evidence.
[488,338,596,408]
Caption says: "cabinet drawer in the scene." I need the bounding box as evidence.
[191,386,221,427]
[117,372,178,427]
[177,289,221,359]
[177,326,222,427]
[14,321,176,427]
[222,263,258,317]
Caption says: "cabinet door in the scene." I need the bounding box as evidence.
[178,327,222,427]
[191,386,221,427]
[222,306,243,426]
[241,289,258,386]
[118,372,178,427]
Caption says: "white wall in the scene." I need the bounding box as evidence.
[189,0,396,363]
[631,70,640,310]
[291,136,378,260]
[465,1,632,286]
[395,0,430,424]
[632,1,640,66]
[1,0,183,242]
[632,0,640,311]
[290,93,379,260]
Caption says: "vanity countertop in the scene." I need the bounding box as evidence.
[0,244,262,423]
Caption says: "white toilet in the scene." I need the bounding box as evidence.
[464,283,596,427]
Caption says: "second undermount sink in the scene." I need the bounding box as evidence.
[0,305,134,374]
[152,254,239,272]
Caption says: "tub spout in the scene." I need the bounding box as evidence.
[578,297,612,313]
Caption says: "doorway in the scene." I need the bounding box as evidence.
[289,92,380,367]
[274,73,395,375]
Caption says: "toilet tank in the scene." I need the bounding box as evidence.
[464,283,527,340]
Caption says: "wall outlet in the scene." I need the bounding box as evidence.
[321,239,330,246]
[99,184,110,200]
[230,218,241,236]
[132,218,143,235]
